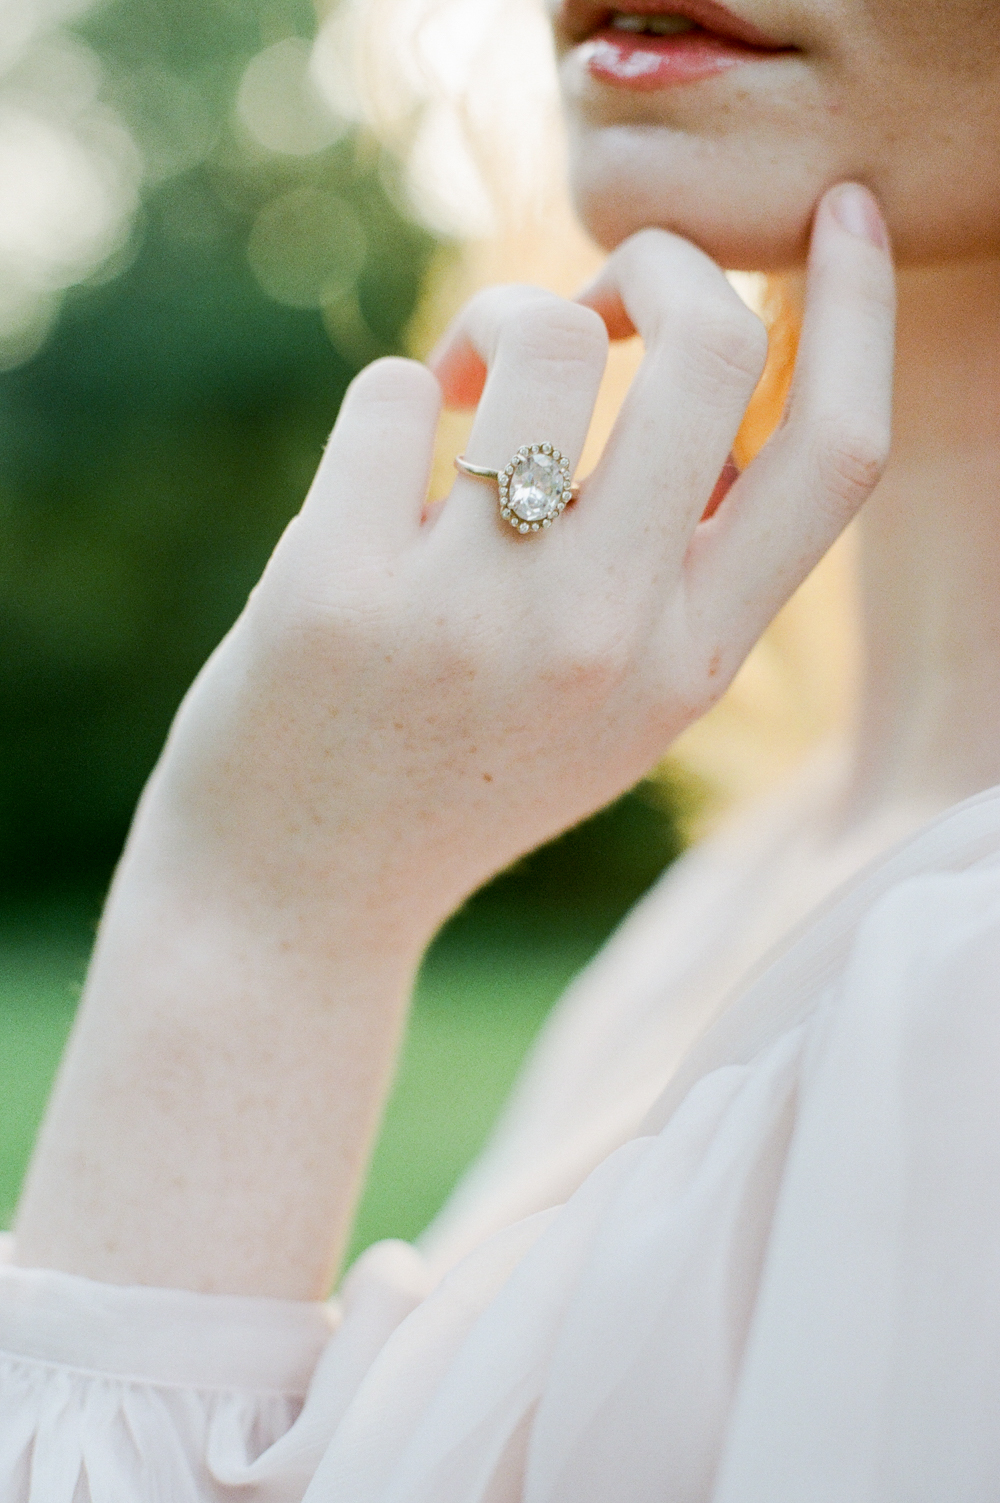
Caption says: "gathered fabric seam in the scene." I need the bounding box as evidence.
[0,1347,309,1399]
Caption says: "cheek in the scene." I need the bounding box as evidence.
[845,0,1000,255]
[860,0,1000,76]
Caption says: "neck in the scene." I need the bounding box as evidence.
[839,256,1000,830]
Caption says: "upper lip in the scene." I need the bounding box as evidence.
[557,0,793,51]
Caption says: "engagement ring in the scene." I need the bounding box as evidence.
[454,444,578,533]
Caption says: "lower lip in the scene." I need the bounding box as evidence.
[580,28,787,90]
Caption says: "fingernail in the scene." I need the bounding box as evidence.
[828,183,889,250]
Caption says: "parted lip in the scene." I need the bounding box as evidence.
[557,0,794,51]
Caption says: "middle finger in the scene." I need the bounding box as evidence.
[577,229,768,562]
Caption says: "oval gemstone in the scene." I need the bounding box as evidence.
[508,452,563,522]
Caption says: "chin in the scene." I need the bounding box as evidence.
[567,123,1000,273]
[566,124,833,271]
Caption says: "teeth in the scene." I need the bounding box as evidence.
[649,14,696,31]
[610,12,697,33]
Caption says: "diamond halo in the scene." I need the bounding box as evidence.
[498,445,573,534]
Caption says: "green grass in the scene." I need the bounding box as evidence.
[0,896,609,1260]
[0,903,90,1231]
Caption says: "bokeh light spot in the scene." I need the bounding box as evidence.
[237,37,346,157]
[0,102,138,283]
[247,185,366,308]
[110,64,217,184]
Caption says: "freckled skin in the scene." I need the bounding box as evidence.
[549,0,1000,268]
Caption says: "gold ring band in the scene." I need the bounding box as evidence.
[454,456,502,482]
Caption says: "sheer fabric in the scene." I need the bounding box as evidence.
[4,765,1000,1501]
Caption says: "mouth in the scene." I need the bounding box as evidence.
[560,0,792,50]
[558,1,797,89]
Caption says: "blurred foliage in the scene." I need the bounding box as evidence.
[0,0,434,889]
[0,0,687,919]
[455,779,689,939]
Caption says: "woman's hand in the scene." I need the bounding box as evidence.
[13,185,894,1297]
[154,184,894,945]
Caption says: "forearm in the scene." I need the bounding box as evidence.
[13,789,426,1299]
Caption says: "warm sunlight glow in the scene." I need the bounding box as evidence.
[313,0,565,237]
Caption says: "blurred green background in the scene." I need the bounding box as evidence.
[0,0,687,1257]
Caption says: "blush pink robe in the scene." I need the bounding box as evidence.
[3,758,1000,1502]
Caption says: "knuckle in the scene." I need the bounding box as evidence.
[659,284,768,396]
[814,416,890,510]
[685,297,769,388]
[349,355,433,401]
[606,226,681,282]
[660,646,720,721]
[612,226,703,283]
[541,614,634,699]
[251,570,366,652]
[628,225,677,255]
[253,529,401,646]
[345,355,439,419]
[500,298,609,374]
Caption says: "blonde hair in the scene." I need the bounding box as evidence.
[314,0,565,237]
[314,0,857,831]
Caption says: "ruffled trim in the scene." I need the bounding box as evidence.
[0,1238,339,1501]
[0,1348,305,1502]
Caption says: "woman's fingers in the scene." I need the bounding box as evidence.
[429,285,608,544]
[689,184,895,661]
[575,230,769,559]
[296,357,442,555]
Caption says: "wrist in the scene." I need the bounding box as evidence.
[120,748,443,980]
[17,820,426,1295]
